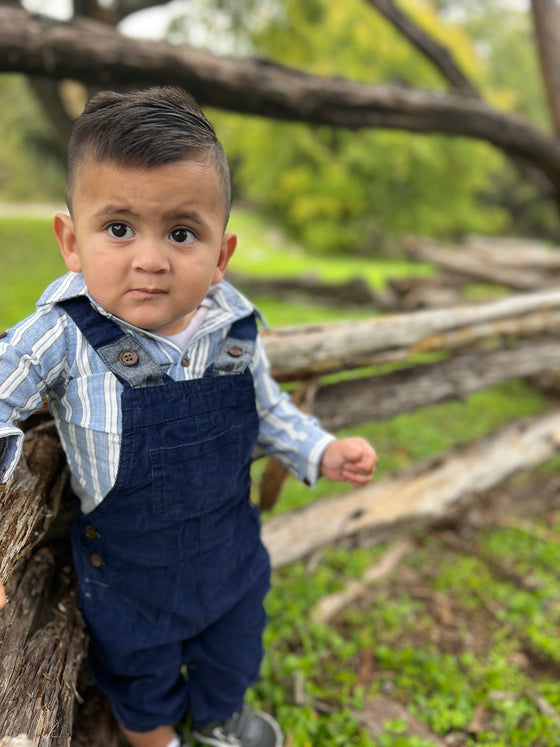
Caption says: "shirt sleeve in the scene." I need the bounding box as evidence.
[0,307,68,484]
[252,335,335,486]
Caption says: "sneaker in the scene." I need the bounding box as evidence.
[190,703,283,747]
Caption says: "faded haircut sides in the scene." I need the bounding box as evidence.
[66,86,232,225]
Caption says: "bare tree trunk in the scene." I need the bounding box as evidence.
[531,0,560,135]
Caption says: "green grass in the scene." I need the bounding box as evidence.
[0,217,66,328]
[228,209,433,291]
[3,208,560,746]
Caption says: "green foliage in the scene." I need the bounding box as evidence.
[228,207,434,323]
[221,112,508,252]
[248,516,560,745]
[0,76,66,203]
[211,0,518,253]
[437,0,549,127]
[247,511,560,745]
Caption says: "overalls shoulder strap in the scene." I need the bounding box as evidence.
[58,296,166,388]
[209,313,259,376]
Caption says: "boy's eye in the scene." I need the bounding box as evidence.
[107,223,133,239]
[169,227,196,244]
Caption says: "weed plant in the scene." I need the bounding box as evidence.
[2,210,560,744]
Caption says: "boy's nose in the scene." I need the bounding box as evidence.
[132,239,171,273]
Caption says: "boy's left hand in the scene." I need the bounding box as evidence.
[320,437,377,488]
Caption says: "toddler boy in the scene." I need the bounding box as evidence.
[0,87,377,747]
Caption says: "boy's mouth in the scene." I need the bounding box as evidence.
[129,288,167,298]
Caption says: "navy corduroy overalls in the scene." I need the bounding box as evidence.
[59,297,271,732]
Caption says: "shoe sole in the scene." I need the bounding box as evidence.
[191,709,284,747]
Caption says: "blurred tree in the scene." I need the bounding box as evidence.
[212,0,511,251]
[0,75,66,202]
[0,0,559,246]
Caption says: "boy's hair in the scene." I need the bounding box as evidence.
[66,86,231,223]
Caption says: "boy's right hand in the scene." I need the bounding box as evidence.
[0,578,7,611]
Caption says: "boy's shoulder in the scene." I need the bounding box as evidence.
[36,271,88,309]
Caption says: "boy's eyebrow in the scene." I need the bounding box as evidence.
[162,209,208,227]
[93,206,137,221]
[93,206,209,227]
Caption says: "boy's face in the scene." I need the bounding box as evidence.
[54,157,236,336]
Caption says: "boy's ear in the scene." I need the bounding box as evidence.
[212,231,237,285]
[54,213,82,273]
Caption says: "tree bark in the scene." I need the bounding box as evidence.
[2,7,560,191]
[0,423,68,591]
[0,547,85,746]
[262,408,560,567]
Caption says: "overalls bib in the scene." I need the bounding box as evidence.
[59,297,271,731]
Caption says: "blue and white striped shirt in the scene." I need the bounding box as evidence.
[0,272,334,514]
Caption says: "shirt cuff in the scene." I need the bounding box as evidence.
[0,426,24,484]
[303,432,336,486]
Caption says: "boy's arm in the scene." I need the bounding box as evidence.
[0,310,70,613]
[253,336,376,487]
[0,310,68,484]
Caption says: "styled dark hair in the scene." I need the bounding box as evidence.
[66,86,231,222]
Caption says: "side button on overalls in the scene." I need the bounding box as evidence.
[59,297,271,732]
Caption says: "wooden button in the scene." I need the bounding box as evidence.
[0,331,7,339]
[227,346,244,358]
[119,349,139,366]
[181,354,190,367]
[89,553,104,568]
[84,524,98,540]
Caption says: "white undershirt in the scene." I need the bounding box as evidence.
[163,298,213,350]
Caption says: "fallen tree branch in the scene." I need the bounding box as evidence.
[464,235,560,269]
[405,240,555,290]
[262,408,560,567]
[263,288,560,380]
[227,271,377,307]
[0,738,35,747]
[314,338,560,431]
